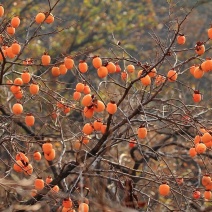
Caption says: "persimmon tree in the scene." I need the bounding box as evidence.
[0,1,212,212]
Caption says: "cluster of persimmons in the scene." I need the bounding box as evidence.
[1,2,212,211]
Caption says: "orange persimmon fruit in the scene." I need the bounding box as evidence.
[42,142,53,154]
[21,70,31,84]
[78,61,88,73]
[29,83,39,95]
[159,183,170,196]
[177,34,186,45]
[41,52,51,65]
[44,148,55,161]
[35,12,45,24]
[64,57,74,69]
[137,125,147,139]
[33,151,41,161]
[167,69,178,82]
[106,101,117,114]
[12,103,23,115]
[82,123,93,135]
[11,16,20,28]
[92,56,102,69]
[97,66,108,78]
[34,178,44,190]
[51,66,60,77]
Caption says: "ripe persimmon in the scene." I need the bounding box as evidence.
[93,100,105,112]
[97,66,108,78]
[202,132,212,144]
[16,152,29,163]
[83,107,94,118]
[51,185,59,193]
[0,5,4,17]
[14,78,23,86]
[201,58,212,72]
[83,85,91,94]
[115,63,121,72]
[193,190,201,199]
[195,143,207,154]
[155,74,165,86]
[33,151,41,161]
[29,83,39,95]
[189,147,197,157]
[202,175,211,187]
[204,190,212,200]
[13,160,24,172]
[167,69,177,82]
[78,61,88,73]
[205,180,212,190]
[63,106,71,114]
[177,34,186,45]
[14,90,23,99]
[45,13,54,24]
[46,176,53,184]
[63,198,73,208]
[193,90,201,103]
[10,85,20,94]
[34,178,44,190]
[24,163,33,175]
[25,114,35,126]
[148,68,157,78]
[194,135,201,144]
[51,66,60,77]
[35,12,45,24]
[195,42,205,55]
[141,75,151,86]
[82,123,93,135]
[193,66,204,79]
[11,16,20,28]
[73,91,81,101]
[78,203,89,212]
[121,71,128,81]
[82,136,90,144]
[137,125,147,139]
[41,52,51,65]
[11,41,21,55]
[64,57,74,69]
[106,101,117,114]
[42,142,53,154]
[159,183,170,196]
[208,26,212,39]
[81,94,92,106]
[7,25,15,35]
[129,139,137,148]
[107,62,116,74]
[44,148,55,161]
[76,83,85,93]
[6,47,16,58]
[92,56,102,69]
[93,119,103,131]
[12,103,23,115]
[57,101,65,109]
[21,71,31,84]
[126,64,135,73]
[100,124,107,134]
[59,64,67,75]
